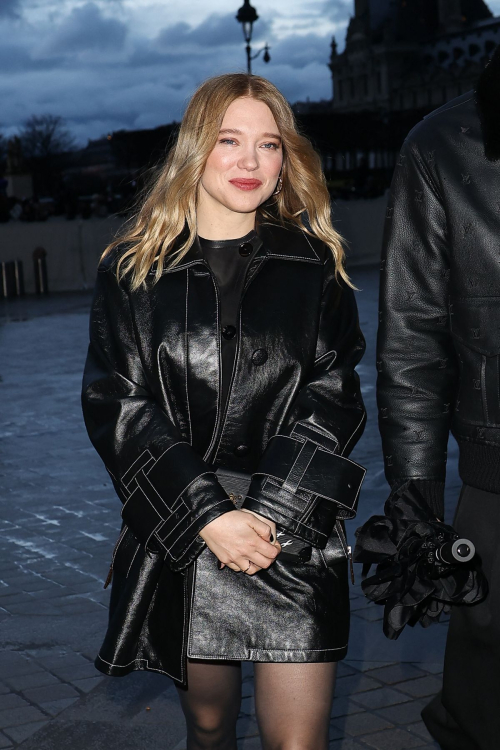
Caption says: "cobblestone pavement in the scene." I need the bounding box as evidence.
[0,267,460,748]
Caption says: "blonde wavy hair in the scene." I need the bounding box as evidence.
[103,73,349,289]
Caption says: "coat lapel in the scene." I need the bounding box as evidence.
[257,221,322,263]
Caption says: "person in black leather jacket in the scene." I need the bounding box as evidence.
[82,73,366,750]
[377,47,500,750]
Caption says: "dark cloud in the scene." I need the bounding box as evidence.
[0,42,37,73]
[157,13,270,51]
[265,61,333,106]
[322,0,352,23]
[0,2,341,144]
[38,2,127,56]
[270,33,332,70]
[0,61,331,147]
[0,0,21,18]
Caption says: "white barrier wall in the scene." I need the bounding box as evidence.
[0,197,387,294]
[0,216,123,294]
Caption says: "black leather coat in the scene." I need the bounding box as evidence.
[378,55,500,519]
[82,222,366,684]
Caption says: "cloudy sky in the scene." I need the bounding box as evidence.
[1,0,500,145]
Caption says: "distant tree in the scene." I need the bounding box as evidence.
[19,114,75,160]
[0,133,8,171]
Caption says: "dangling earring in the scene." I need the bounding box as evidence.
[273,175,283,195]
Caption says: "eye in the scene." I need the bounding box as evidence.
[219,138,237,145]
[262,142,280,150]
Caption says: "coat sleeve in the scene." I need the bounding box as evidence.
[242,254,367,548]
[376,133,458,520]
[81,263,236,571]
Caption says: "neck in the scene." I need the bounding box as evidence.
[196,187,256,240]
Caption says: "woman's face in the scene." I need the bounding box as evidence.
[199,97,283,216]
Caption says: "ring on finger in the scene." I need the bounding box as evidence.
[242,560,252,573]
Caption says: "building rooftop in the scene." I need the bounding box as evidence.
[355,0,493,44]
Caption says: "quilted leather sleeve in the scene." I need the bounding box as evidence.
[243,255,367,548]
[82,265,235,571]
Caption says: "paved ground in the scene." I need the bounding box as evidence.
[0,267,461,749]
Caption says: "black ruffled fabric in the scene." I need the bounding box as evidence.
[353,482,488,640]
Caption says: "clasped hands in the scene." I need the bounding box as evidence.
[199,509,281,575]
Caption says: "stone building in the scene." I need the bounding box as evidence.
[329,0,500,112]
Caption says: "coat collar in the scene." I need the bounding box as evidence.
[167,220,322,273]
[257,221,322,263]
[475,44,500,161]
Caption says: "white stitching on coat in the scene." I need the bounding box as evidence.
[122,449,154,487]
[164,498,234,558]
[139,467,175,513]
[291,422,339,450]
[300,230,320,260]
[313,348,338,366]
[187,645,347,658]
[185,267,192,445]
[120,483,163,524]
[95,654,179,680]
[125,543,140,578]
[150,469,217,518]
[212,290,244,459]
[202,272,222,461]
[253,466,364,511]
[147,441,189,467]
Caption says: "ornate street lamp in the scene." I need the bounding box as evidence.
[236,0,270,75]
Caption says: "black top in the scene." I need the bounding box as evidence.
[198,230,260,415]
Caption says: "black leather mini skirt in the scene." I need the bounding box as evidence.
[187,528,350,663]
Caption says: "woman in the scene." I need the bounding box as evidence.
[82,73,366,750]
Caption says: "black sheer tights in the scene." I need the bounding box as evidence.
[177,659,337,750]
[177,660,242,750]
[254,662,337,749]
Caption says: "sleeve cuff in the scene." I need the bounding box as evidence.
[391,478,445,520]
[242,434,366,548]
[119,442,235,569]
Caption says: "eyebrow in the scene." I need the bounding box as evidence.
[219,128,282,141]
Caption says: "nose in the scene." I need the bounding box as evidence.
[237,146,259,172]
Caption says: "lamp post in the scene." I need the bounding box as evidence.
[236,0,270,75]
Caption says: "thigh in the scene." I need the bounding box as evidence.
[254,662,337,750]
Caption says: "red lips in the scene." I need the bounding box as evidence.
[229,178,262,191]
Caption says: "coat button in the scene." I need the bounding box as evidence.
[222,325,236,340]
[234,444,249,457]
[252,348,268,365]
[239,242,253,257]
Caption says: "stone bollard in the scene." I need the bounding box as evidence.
[33,246,49,295]
[0,260,24,298]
